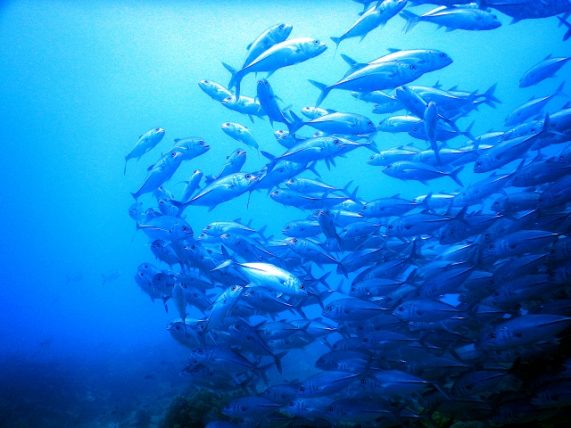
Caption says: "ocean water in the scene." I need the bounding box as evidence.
[1,0,570,427]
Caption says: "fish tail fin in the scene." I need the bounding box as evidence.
[222,61,237,85]
[317,271,331,289]
[223,61,242,97]
[272,351,288,374]
[261,150,278,173]
[340,53,356,67]
[431,140,442,165]
[336,262,349,278]
[365,135,379,152]
[170,199,190,212]
[308,161,321,178]
[341,179,354,197]
[483,83,500,107]
[449,166,464,187]
[404,268,417,284]
[348,184,359,201]
[462,121,475,141]
[400,10,421,33]
[340,53,367,72]
[554,80,567,98]
[330,36,342,53]
[287,111,305,134]
[261,150,275,161]
[308,80,331,106]
[406,237,420,262]
[558,16,571,41]
[420,192,433,211]
[255,362,272,386]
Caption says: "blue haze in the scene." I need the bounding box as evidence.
[0,0,569,425]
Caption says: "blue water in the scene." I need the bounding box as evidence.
[1,0,570,426]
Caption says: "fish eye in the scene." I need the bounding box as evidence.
[155,127,160,131]
[333,139,340,145]
[300,284,305,290]
[170,151,177,157]
[279,24,284,29]
[313,40,319,44]
[245,174,251,178]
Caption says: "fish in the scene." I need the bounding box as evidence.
[221,122,259,151]
[400,6,502,32]
[242,23,293,69]
[198,79,233,101]
[505,81,565,126]
[178,172,259,211]
[310,61,424,106]
[341,48,453,75]
[519,55,571,87]
[331,0,407,48]
[131,149,184,199]
[224,37,327,97]
[206,149,247,185]
[256,79,296,132]
[383,161,464,186]
[290,111,377,135]
[124,127,165,174]
[180,169,203,202]
[221,95,266,122]
[213,258,308,297]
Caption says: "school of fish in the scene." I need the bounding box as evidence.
[125,1,571,426]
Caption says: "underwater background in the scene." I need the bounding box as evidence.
[1,0,571,427]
